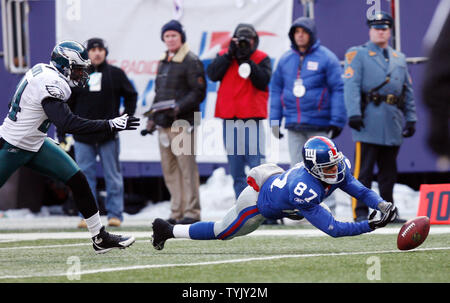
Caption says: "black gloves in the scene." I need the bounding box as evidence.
[108,114,140,132]
[271,125,284,139]
[368,202,398,230]
[402,121,416,138]
[349,116,415,137]
[141,119,156,136]
[348,115,364,131]
[327,125,342,139]
[235,47,251,63]
[227,40,237,59]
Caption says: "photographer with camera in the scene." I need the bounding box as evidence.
[207,23,272,203]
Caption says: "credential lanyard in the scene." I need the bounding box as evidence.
[297,55,305,80]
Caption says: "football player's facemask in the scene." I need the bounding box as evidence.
[50,40,91,88]
[302,136,346,184]
[69,65,90,87]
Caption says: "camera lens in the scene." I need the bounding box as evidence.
[238,37,250,49]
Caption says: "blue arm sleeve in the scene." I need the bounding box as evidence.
[300,203,372,238]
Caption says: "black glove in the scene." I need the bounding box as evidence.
[227,40,237,59]
[402,121,416,138]
[235,40,252,63]
[108,114,140,131]
[141,119,156,136]
[368,203,398,230]
[271,126,284,139]
[348,115,364,131]
[327,125,342,139]
[236,51,251,64]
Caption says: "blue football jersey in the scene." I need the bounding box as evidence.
[256,158,382,237]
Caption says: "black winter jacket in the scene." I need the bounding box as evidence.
[60,61,137,144]
[151,43,206,128]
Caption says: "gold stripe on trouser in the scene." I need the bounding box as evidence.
[352,141,362,220]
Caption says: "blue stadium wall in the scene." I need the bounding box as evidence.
[0,0,442,178]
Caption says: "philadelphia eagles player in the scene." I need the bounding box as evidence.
[0,41,139,254]
[151,136,398,250]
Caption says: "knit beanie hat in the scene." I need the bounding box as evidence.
[161,20,186,43]
[86,38,108,55]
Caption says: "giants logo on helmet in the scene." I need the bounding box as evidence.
[305,148,316,162]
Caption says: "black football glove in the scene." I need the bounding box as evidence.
[402,121,416,138]
[368,202,398,230]
[327,125,342,139]
[109,114,140,132]
[348,115,364,131]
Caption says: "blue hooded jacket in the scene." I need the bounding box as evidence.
[270,17,346,131]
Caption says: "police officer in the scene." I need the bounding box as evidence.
[343,12,417,222]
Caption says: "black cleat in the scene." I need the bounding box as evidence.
[151,218,174,250]
[92,226,135,254]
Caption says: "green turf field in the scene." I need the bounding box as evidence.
[1,226,449,283]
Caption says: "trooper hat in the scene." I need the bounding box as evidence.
[367,11,393,29]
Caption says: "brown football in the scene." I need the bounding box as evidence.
[397,216,430,251]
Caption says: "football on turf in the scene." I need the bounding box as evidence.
[397,216,430,251]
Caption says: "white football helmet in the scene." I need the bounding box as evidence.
[50,40,91,87]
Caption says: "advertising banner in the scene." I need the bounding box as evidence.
[56,0,293,163]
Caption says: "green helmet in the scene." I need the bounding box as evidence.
[50,40,91,87]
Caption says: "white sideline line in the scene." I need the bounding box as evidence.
[1,226,450,241]
[0,240,149,251]
[0,246,449,280]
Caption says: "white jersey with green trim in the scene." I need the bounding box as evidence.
[0,63,71,152]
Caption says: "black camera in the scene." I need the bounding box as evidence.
[237,37,251,50]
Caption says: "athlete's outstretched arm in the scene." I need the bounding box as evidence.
[300,203,372,237]
[42,97,111,135]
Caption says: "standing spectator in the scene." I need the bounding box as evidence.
[207,23,272,201]
[59,38,138,228]
[269,17,346,215]
[343,12,417,222]
[145,20,206,225]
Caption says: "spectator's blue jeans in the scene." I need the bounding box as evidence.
[223,119,266,199]
[74,138,124,221]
